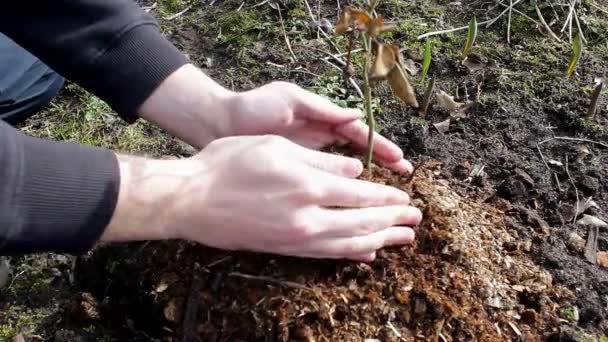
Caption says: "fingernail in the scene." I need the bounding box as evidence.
[404,228,416,242]
[402,207,423,226]
[344,158,363,177]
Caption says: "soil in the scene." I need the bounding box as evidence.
[2,0,608,341]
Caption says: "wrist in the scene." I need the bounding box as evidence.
[138,64,235,149]
[100,154,201,243]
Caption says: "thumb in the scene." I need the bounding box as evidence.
[281,82,361,124]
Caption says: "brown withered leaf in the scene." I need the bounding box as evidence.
[387,62,419,108]
[436,90,473,118]
[368,17,398,37]
[334,7,372,35]
[334,9,352,35]
[370,42,397,80]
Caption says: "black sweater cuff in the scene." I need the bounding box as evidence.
[0,123,120,255]
[84,24,190,123]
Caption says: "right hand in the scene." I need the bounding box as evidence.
[168,135,422,262]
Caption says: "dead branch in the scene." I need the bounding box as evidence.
[539,136,608,149]
[180,262,204,342]
[164,5,192,20]
[228,271,311,290]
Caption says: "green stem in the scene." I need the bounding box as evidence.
[362,33,374,170]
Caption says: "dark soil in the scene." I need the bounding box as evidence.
[2,0,608,341]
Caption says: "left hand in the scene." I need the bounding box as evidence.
[139,65,412,174]
[218,81,413,174]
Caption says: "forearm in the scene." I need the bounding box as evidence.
[100,154,201,243]
[137,64,235,149]
[0,121,120,255]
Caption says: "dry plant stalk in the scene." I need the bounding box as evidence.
[333,1,418,169]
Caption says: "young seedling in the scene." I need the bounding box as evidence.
[333,2,418,169]
[420,39,432,83]
[567,32,583,78]
[419,76,435,118]
[462,17,477,58]
[586,77,604,118]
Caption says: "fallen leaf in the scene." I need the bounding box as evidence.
[368,17,398,37]
[575,145,590,163]
[437,90,470,118]
[433,118,451,134]
[566,232,585,252]
[403,59,419,75]
[462,54,485,72]
[577,214,608,228]
[370,42,397,80]
[598,252,608,268]
[387,63,419,107]
[548,159,563,167]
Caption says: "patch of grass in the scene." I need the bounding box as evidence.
[21,83,186,157]
[206,8,276,57]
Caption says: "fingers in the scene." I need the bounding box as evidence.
[298,146,364,178]
[279,82,362,124]
[334,120,413,173]
[318,205,423,237]
[304,226,416,258]
[311,171,411,207]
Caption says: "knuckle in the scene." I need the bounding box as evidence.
[290,218,316,239]
[341,240,363,255]
[301,183,325,202]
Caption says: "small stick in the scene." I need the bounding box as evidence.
[321,59,364,98]
[535,3,562,42]
[586,79,604,118]
[497,2,540,25]
[276,6,298,61]
[164,5,192,20]
[564,156,580,225]
[180,263,204,342]
[539,136,608,149]
[589,1,608,15]
[228,271,311,290]
[573,8,587,44]
[206,256,232,268]
[584,225,599,264]
[250,0,269,9]
[507,0,513,43]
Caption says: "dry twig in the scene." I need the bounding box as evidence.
[228,271,311,290]
[164,5,192,20]
[276,6,298,61]
[564,156,580,225]
[180,263,204,342]
[539,136,608,149]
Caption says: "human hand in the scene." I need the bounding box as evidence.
[102,135,422,262]
[138,64,413,174]
[217,81,413,174]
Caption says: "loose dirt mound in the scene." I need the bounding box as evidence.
[75,162,574,341]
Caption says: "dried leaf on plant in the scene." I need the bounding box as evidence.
[370,41,418,107]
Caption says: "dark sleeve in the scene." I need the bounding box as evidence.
[0,121,120,255]
[0,0,190,123]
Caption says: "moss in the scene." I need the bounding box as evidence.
[207,9,273,52]
[559,306,578,322]
[409,115,428,127]
[0,307,46,340]
[159,0,186,13]
[288,7,307,19]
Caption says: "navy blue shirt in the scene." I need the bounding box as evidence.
[0,1,189,255]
